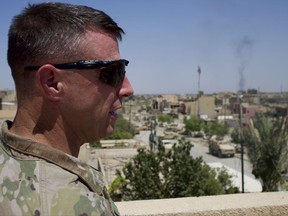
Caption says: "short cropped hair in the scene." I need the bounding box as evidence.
[7,2,124,77]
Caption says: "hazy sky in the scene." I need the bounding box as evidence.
[1,0,288,94]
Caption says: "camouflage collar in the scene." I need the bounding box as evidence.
[0,120,106,195]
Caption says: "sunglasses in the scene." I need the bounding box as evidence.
[24,59,129,87]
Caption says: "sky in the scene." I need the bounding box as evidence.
[1,0,288,95]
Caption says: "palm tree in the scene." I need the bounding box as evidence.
[244,115,288,191]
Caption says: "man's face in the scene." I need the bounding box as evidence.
[59,30,133,143]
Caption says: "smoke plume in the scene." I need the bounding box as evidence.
[236,36,254,91]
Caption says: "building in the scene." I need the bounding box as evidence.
[182,94,216,119]
[0,90,17,121]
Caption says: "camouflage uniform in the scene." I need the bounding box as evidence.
[0,121,120,216]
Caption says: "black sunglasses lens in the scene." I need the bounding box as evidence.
[99,62,126,87]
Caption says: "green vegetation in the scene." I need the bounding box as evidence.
[109,138,239,201]
[246,88,258,94]
[89,140,101,148]
[158,114,173,123]
[105,114,135,140]
[203,121,229,137]
[89,114,135,148]
[184,116,204,132]
[243,115,288,191]
[183,116,229,138]
[231,128,241,144]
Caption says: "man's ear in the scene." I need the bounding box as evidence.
[35,65,63,101]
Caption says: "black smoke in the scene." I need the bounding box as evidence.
[236,36,254,91]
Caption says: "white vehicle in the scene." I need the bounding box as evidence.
[162,139,179,150]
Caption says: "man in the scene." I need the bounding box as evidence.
[0,2,133,215]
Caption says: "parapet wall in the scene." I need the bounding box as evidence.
[115,192,288,216]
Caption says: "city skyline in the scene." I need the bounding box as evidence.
[1,0,288,94]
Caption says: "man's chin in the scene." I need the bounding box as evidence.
[104,125,115,137]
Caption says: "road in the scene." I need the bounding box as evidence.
[188,137,262,192]
[135,130,262,192]
[136,131,252,175]
[189,137,254,178]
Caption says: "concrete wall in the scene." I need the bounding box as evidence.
[0,110,16,121]
[78,146,139,185]
[185,95,216,119]
[0,91,17,111]
[116,192,288,216]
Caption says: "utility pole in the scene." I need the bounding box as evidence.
[149,101,157,152]
[238,95,245,193]
[197,65,201,117]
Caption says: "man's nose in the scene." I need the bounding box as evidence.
[119,76,134,97]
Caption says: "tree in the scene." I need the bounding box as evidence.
[110,147,164,201]
[89,140,101,148]
[158,114,173,124]
[105,114,135,140]
[231,128,241,144]
[203,121,229,138]
[109,138,238,201]
[244,115,288,191]
[90,115,135,148]
[247,88,258,94]
[184,116,204,132]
